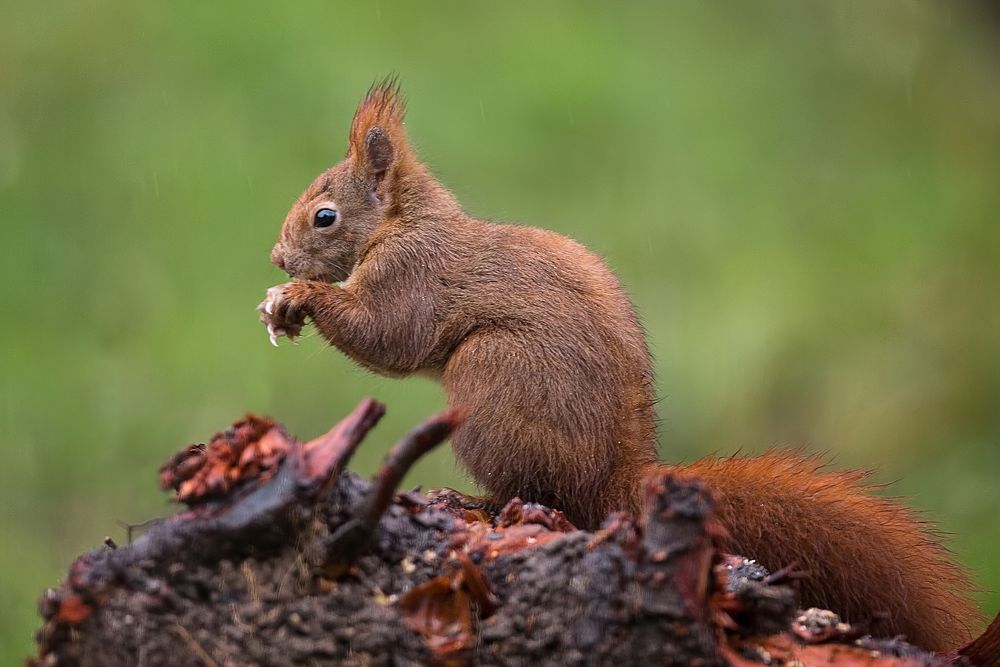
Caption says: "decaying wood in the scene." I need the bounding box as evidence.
[30,400,998,666]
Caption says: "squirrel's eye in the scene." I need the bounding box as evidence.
[313,208,337,228]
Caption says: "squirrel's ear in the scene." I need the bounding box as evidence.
[348,77,407,189]
[364,126,395,184]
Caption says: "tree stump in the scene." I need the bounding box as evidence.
[30,399,996,666]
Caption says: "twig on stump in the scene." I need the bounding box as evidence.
[323,406,465,575]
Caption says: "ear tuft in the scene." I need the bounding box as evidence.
[348,75,407,180]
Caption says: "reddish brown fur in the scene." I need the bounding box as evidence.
[265,82,982,650]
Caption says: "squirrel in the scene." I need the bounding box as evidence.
[258,79,982,650]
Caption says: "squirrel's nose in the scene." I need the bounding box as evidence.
[270,246,287,271]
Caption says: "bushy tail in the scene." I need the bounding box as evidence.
[651,451,982,651]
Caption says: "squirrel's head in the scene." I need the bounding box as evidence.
[270,78,411,282]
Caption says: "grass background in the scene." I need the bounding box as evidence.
[2,1,999,659]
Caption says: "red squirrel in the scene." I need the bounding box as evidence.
[258,80,982,650]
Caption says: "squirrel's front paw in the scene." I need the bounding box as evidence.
[258,283,306,346]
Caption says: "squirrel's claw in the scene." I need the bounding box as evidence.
[260,284,303,347]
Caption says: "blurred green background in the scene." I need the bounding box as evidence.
[2,1,999,660]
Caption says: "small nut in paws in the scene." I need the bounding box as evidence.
[257,283,305,346]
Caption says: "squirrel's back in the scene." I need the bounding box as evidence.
[433,219,659,527]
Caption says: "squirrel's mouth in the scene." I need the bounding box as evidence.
[282,254,352,284]
[280,259,336,284]
[289,268,345,285]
